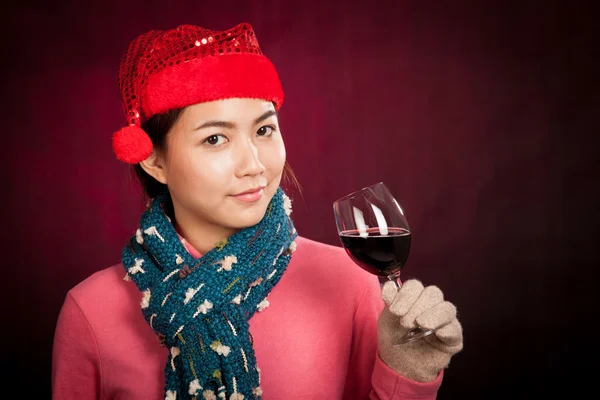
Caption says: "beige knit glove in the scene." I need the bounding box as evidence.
[377,279,464,382]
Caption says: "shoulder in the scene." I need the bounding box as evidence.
[69,263,130,296]
[293,235,347,259]
[65,263,141,318]
[289,235,379,295]
[291,235,362,274]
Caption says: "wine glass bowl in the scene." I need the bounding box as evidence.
[339,227,411,280]
[334,182,411,282]
[333,182,438,344]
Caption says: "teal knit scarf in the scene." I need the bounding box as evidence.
[121,188,297,400]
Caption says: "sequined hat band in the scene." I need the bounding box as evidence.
[112,23,284,164]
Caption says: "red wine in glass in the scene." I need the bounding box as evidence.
[339,227,411,277]
[333,182,438,344]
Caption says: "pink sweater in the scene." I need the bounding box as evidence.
[52,236,442,399]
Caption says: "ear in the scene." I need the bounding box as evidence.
[139,150,168,185]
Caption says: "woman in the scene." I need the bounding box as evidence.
[52,22,463,399]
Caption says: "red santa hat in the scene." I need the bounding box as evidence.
[112,23,284,164]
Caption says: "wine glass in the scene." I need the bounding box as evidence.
[333,182,439,344]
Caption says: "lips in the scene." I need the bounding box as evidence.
[234,186,265,196]
[231,186,266,203]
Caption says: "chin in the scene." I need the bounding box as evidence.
[227,204,269,229]
[227,215,263,230]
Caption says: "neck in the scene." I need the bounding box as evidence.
[170,201,239,255]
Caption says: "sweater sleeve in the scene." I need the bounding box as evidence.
[343,276,443,400]
[52,292,102,399]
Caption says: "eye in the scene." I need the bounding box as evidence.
[257,125,276,137]
[203,134,227,146]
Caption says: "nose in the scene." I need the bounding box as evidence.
[235,137,266,178]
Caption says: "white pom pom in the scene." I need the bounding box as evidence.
[141,289,151,309]
[288,241,297,253]
[136,229,144,244]
[128,258,145,275]
[202,390,217,400]
[184,287,197,304]
[144,226,165,242]
[165,390,177,400]
[217,255,238,272]
[257,298,270,312]
[188,379,202,396]
[196,300,213,315]
[210,340,231,357]
[282,193,292,216]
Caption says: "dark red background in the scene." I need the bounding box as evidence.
[3,1,597,398]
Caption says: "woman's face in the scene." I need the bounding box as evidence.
[157,98,286,232]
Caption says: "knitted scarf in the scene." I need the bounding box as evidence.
[121,188,297,400]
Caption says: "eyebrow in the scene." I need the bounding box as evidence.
[194,109,278,131]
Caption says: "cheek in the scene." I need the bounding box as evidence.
[264,139,286,172]
[167,146,233,192]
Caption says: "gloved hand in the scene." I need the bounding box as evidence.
[377,279,464,382]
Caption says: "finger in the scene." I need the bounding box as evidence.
[433,318,463,347]
[381,281,398,306]
[389,279,424,317]
[415,301,456,331]
[402,285,444,329]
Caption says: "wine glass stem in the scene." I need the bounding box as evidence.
[378,271,402,288]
